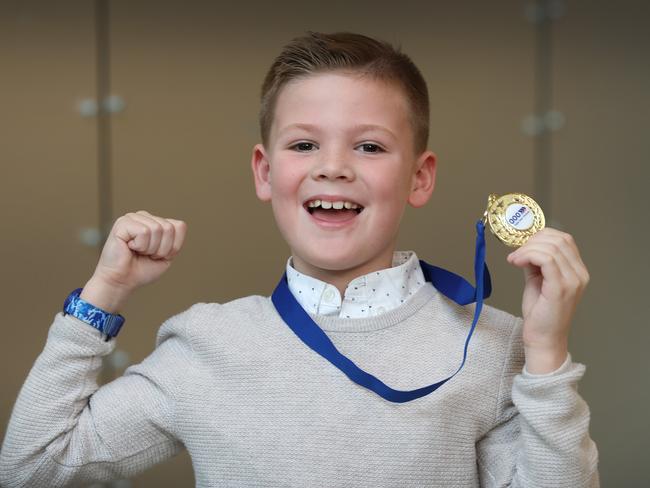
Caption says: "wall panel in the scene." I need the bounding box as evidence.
[551,1,650,485]
[0,0,100,445]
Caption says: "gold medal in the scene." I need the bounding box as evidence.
[483,193,545,247]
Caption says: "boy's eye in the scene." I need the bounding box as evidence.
[357,143,384,153]
[291,142,317,152]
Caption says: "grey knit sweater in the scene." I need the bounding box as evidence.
[0,283,599,487]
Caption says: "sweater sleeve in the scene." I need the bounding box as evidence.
[0,305,199,488]
[476,318,600,487]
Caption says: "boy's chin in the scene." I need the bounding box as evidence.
[299,257,357,273]
[293,250,378,275]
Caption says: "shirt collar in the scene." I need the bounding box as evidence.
[285,251,427,318]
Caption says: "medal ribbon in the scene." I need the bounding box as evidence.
[271,220,491,403]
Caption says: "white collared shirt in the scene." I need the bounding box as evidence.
[285,251,427,318]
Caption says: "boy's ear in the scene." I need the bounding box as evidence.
[408,150,437,208]
[251,143,272,202]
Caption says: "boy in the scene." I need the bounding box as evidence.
[0,32,599,487]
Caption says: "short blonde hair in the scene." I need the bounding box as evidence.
[259,31,430,153]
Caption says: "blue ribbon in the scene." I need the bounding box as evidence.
[271,220,491,403]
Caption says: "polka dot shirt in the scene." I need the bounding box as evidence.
[285,251,427,318]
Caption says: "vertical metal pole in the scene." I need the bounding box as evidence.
[94,4,133,487]
[95,0,113,243]
[533,0,553,219]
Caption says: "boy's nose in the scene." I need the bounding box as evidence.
[310,154,355,181]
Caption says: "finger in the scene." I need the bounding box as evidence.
[516,232,589,285]
[128,212,164,256]
[166,219,188,258]
[542,236,588,285]
[555,232,590,285]
[509,246,563,285]
[509,244,580,299]
[112,214,152,253]
[508,240,576,281]
[139,213,177,260]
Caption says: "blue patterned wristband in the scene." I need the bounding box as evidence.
[63,288,125,341]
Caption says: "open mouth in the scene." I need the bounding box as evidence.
[304,199,364,223]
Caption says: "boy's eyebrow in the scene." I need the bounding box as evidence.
[278,123,396,140]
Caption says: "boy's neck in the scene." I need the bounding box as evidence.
[291,252,396,296]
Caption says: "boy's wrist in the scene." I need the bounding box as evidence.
[523,341,569,374]
[79,276,132,314]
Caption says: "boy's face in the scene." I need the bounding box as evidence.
[252,72,436,279]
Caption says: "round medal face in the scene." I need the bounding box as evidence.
[484,193,545,247]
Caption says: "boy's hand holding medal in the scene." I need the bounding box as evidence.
[486,193,590,374]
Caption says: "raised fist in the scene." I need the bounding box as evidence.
[80,211,187,312]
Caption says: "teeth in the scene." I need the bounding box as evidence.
[306,199,362,210]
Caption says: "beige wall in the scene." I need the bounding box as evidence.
[1,0,647,486]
